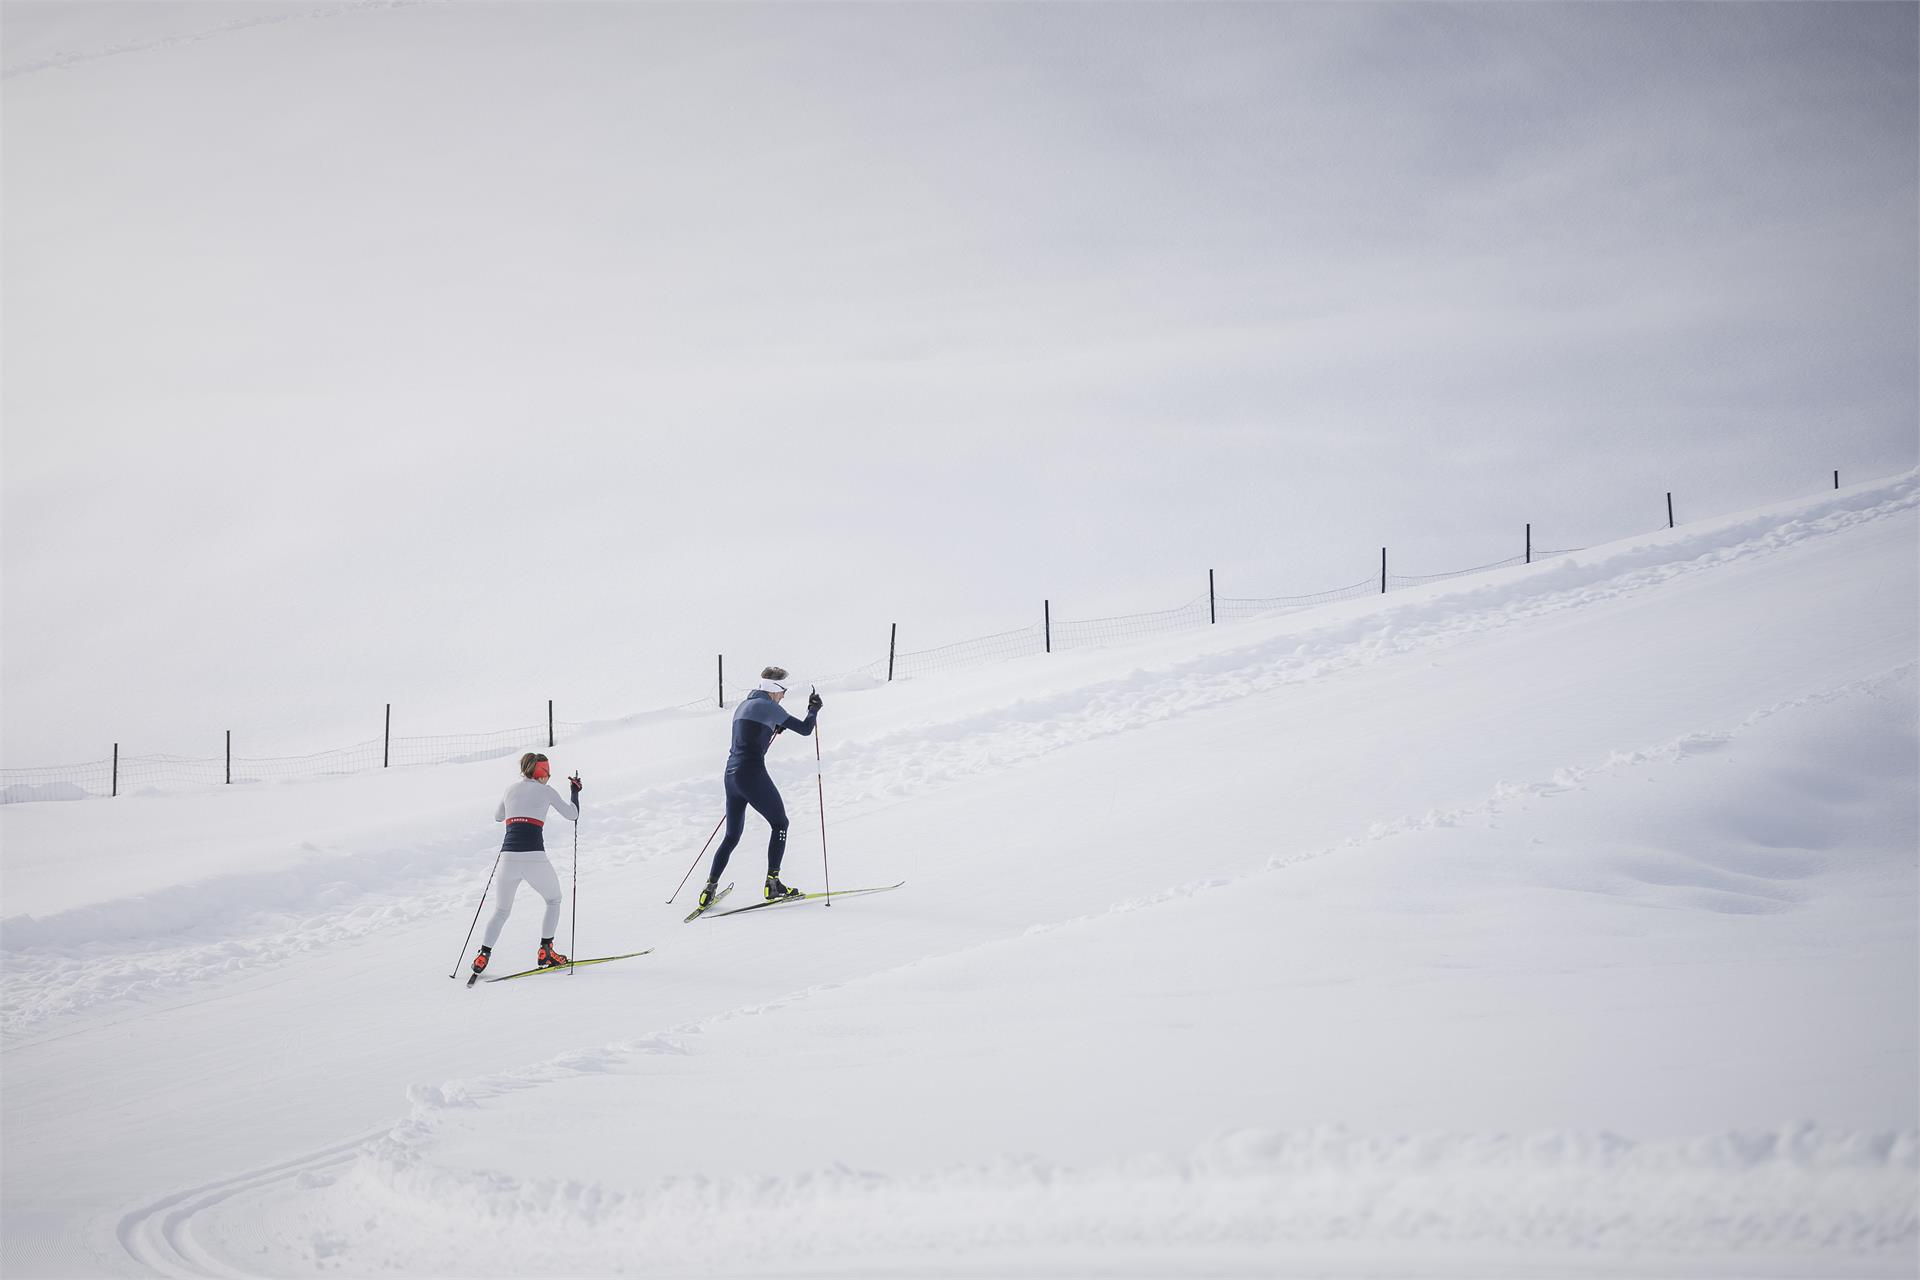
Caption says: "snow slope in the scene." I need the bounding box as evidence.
[3,474,1916,1277]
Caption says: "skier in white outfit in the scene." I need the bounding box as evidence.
[470,752,582,977]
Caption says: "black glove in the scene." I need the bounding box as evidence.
[807,689,823,713]
[569,774,583,795]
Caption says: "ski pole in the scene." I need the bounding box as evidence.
[667,814,727,904]
[570,774,581,976]
[449,851,504,979]
[814,691,830,906]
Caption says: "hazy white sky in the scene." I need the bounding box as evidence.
[4,1,1915,765]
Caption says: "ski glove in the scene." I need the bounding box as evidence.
[570,774,584,795]
[807,690,824,713]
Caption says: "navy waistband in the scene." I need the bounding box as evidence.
[502,823,546,854]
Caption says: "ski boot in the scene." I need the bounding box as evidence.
[764,874,803,902]
[537,939,570,968]
[697,882,720,910]
[470,946,491,976]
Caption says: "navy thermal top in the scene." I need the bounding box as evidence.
[725,691,815,777]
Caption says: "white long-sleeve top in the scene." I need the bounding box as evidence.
[494,778,579,860]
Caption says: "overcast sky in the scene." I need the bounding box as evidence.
[4,1,1916,766]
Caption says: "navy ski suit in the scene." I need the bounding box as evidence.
[707,690,817,883]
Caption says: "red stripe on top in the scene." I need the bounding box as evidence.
[505,816,545,827]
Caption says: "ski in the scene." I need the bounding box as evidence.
[479,949,655,984]
[682,881,735,923]
[705,881,906,920]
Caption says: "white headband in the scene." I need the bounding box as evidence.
[755,679,788,694]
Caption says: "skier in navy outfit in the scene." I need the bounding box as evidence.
[697,666,823,909]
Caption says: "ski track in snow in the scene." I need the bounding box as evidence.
[3,475,1915,1037]
[0,2,421,80]
[107,662,1920,1276]
[115,1132,383,1280]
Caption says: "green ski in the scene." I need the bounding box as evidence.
[481,949,654,984]
[682,881,734,923]
[705,881,906,920]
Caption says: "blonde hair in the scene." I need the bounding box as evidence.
[519,752,550,779]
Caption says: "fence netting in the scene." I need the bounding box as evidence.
[1386,547,1588,590]
[1053,596,1211,647]
[888,621,1048,679]
[1388,553,1528,588]
[2,536,1606,803]
[1216,576,1379,621]
[2,723,588,803]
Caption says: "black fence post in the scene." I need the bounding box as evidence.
[226,730,231,785]
[548,699,554,749]
[1208,569,1216,624]
[1834,470,1840,490]
[1526,523,1532,565]
[1380,548,1388,594]
[112,742,119,797]
[1667,493,1674,529]
[717,655,725,709]
[887,623,897,682]
[1044,600,1051,653]
[384,704,391,768]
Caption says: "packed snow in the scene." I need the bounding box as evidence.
[2,475,1915,1276]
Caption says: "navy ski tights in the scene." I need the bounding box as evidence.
[707,769,788,883]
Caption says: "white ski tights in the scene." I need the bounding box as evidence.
[481,858,563,948]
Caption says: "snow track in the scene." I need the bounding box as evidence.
[116,1134,382,1280]
[1,2,414,79]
